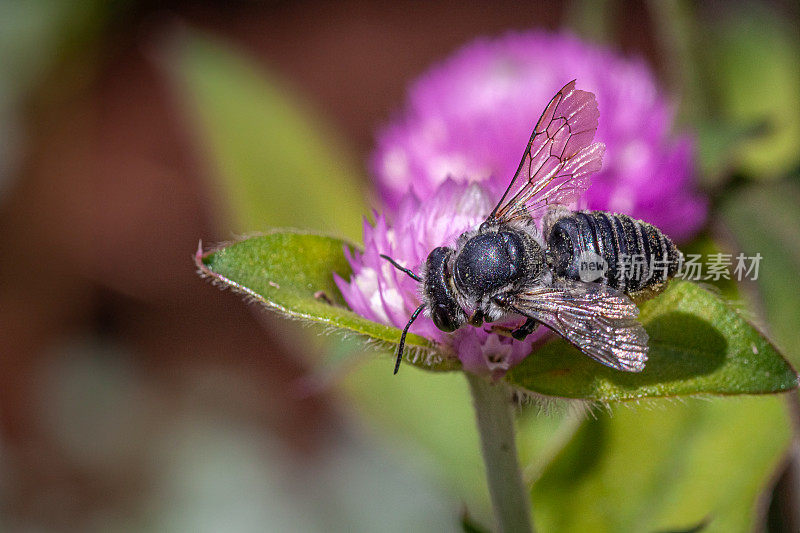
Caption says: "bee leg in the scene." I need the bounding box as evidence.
[488,325,514,338]
[468,310,484,327]
[510,318,539,341]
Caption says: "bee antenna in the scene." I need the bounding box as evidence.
[380,254,422,282]
[395,304,425,374]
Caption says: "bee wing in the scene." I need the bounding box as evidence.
[487,80,605,225]
[507,281,648,372]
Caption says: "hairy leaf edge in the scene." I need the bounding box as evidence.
[194,232,460,372]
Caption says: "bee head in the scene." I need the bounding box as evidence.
[379,250,466,374]
[423,247,467,332]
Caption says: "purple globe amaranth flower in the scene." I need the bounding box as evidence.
[373,31,706,242]
[334,180,542,378]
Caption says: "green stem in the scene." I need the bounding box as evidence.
[466,373,533,533]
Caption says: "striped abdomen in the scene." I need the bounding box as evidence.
[545,211,682,294]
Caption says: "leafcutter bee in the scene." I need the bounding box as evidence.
[382,80,682,374]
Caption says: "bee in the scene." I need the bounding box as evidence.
[382,80,682,374]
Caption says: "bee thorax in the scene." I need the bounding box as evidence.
[452,228,544,302]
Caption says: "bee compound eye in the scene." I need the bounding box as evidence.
[432,303,459,332]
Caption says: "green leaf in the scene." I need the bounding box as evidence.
[507,280,797,400]
[694,119,768,188]
[677,233,740,301]
[516,407,581,485]
[343,364,494,525]
[0,0,108,96]
[197,231,457,371]
[200,232,796,396]
[460,509,491,533]
[169,30,367,238]
[531,395,791,532]
[701,3,800,178]
[719,181,800,367]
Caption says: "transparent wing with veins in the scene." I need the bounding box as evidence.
[487,80,605,225]
[507,282,649,372]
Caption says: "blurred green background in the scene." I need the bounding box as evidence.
[1,1,799,531]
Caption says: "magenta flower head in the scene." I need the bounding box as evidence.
[335,180,541,378]
[373,31,706,242]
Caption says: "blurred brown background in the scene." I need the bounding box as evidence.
[2,1,797,531]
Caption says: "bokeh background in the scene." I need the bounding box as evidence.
[1,1,800,531]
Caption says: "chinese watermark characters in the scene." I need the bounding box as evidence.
[576,252,763,283]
